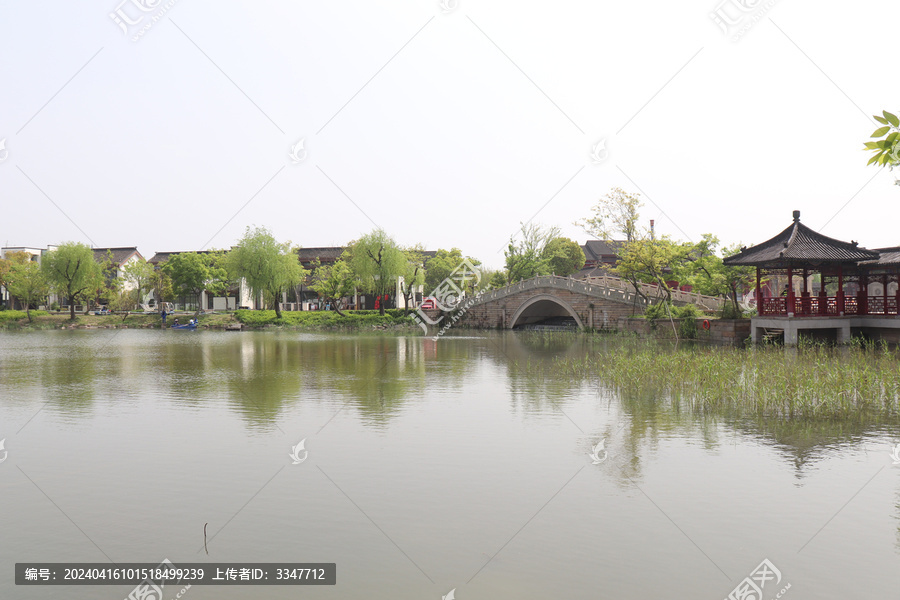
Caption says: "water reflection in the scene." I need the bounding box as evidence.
[501,331,900,480]
[1,329,898,599]
[3,330,899,460]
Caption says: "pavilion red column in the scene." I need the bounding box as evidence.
[837,266,845,315]
[883,274,888,315]
[756,267,762,315]
[895,270,900,315]
[818,272,828,315]
[786,266,795,316]
[801,268,810,315]
[858,272,868,315]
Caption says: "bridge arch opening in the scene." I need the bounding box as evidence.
[509,294,584,330]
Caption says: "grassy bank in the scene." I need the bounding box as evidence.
[0,310,49,323]
[523,335,900,419]
[0,309,415,331]
[234,309,414,329]
[0,310,162,329]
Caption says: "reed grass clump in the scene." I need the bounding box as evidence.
[541,339,900,419]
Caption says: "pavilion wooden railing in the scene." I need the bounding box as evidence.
[758,295,899,316]
[760,297,786,315]
[867,297,899,315]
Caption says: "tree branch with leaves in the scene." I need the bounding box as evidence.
[864,110,900,180]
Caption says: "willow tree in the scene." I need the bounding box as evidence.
[349,229,406,316]
[42,242,102,320]
[227,226,305,318]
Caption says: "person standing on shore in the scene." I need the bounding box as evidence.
[161,308,167,327]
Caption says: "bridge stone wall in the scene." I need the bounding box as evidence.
[457,285,640,330]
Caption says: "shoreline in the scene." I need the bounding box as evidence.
[0,310,418,332]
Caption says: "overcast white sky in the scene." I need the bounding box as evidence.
[1,0,898,269]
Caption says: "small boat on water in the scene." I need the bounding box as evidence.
[171,321,197,330]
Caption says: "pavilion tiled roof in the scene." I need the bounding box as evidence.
[863,247,900,267]
[723,211,879,267]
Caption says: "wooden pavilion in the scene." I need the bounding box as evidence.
[724,210,900,344]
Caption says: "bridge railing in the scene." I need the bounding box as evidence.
[470,274,650,307]
[468,274,724,311]
[584,276,724,311]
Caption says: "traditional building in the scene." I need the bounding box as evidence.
[724,210,900,344]
[576,240,624,278]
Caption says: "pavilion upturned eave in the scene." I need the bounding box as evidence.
[723,210,879,268]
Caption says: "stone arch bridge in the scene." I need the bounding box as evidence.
[453,275,724,330]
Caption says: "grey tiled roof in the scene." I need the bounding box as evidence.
[92,247,143,266]
[582,240,624,262]
[296,247,346,263]
[863,247,900,267]
[723,212,879,267]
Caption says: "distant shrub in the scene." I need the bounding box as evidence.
[646,302,706,320]
[679,316,699,339]
[720,302,745,319]
[644,302,672,320]
[674,304,702,319]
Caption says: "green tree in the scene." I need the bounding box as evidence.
[150,268,173,306]
[348,229,406,316]
[864,110,900,175]
[204,250,233,310]
[227,226,305,319]
[42,242,102,320]
[614,236,692,304]
[399,245,427,311]
[0,251,31,309]
[504,223,559,284]
[488,270,508,289]
[121,257,155,308]
[94,250,128,311]
[424,248,464,291]
[576,187,693,305]
[676,235,756,317]
[162,252,210,317]
[6,260,48,321]
[309,256,354,316]
[575,187,643,242]
[542,237,585,276]
[423,248,483,294]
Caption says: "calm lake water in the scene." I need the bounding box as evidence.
[0,330,898,599]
